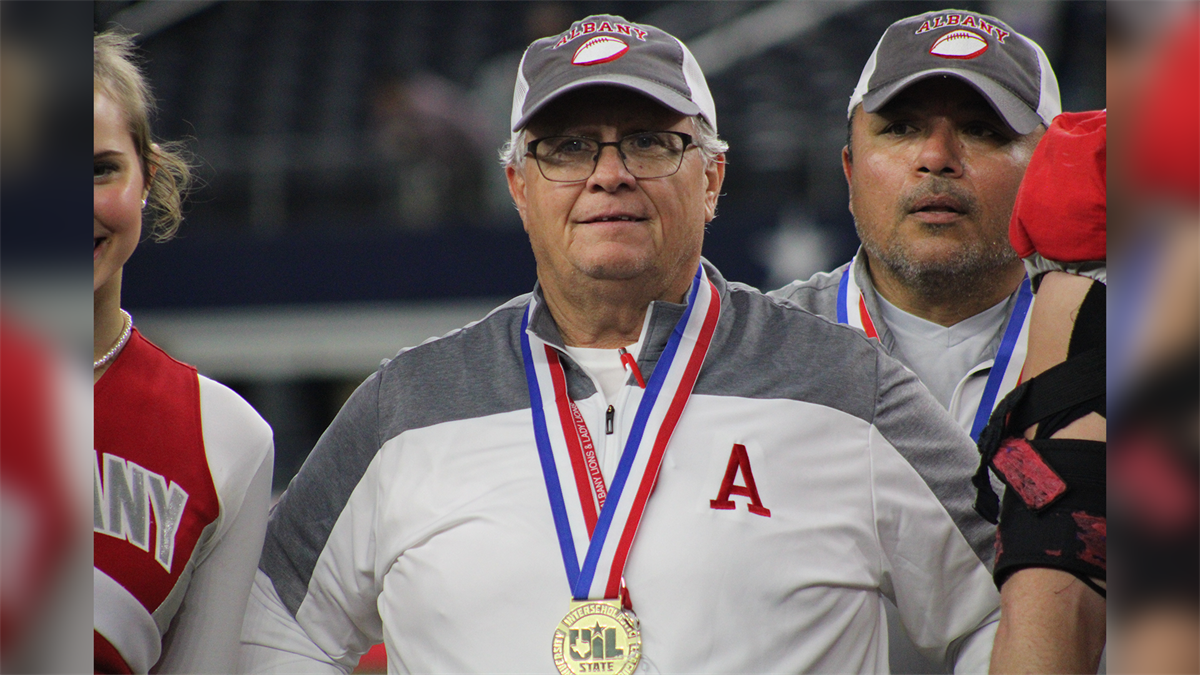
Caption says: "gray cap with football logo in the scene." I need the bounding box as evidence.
[849,9,1061,134]
[510,14,717,132]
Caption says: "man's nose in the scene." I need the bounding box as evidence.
[588,144,636,191]
[916,121,963,178]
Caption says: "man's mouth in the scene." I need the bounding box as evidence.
[910,196,966,215]
[579,214,647,224]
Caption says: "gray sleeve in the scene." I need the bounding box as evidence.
[871,351,996,567]
[867,347,1000,671]
[254,304,531,622]
[258,370,383,617]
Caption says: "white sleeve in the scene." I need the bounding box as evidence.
[870,421,1000,672]
[154,377,274,674]
[865,346,1002,674]
[951,616,999,674]
[238,569,347,674]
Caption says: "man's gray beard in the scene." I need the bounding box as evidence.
[858,225,1020,303]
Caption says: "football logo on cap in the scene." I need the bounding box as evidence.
[572,36,629,65]
[929,29,989,59]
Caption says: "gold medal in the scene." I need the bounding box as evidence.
[552,599,641,675]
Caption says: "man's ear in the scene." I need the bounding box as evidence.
[842,107,856,194]
[703,154,725,223]
[841,145,854,215]
[844,142,854,200]
[506,164,529,231]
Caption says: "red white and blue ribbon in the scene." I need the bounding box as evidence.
[837,258,1033,442]
[836,262,879,339]
[522,265,721,600]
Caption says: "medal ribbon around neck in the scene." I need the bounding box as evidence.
[967,275,1033,441]
[836,262,879,338]
[837,259,1034,441]
[521,265,721,600]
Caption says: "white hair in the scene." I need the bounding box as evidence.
[498,115,728,168]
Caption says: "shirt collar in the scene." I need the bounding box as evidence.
[853,245,1027,361]
[526,258,728,371]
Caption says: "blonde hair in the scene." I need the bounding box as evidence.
[94,29,193,241]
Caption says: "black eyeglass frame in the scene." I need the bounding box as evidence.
[525,131,696,182]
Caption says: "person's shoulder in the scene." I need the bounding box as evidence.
[195,375,273,526]
[763,262,849,320]
[131,328,198,372]
[379,293,530,375]
[196,375,273,465]
[726,280,876,350]
[766,262,848,301]
[704,282,884,423]
[364,294,533,439]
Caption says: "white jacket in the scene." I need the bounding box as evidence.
[240,261,998,674]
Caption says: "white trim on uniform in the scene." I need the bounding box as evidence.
[95,567,162,673]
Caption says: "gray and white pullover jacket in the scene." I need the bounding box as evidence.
[240,261,999,674]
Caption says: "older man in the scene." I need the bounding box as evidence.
[240,15,998,674]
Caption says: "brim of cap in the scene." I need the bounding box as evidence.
[862,69,1043,135]
[512,74,702,132]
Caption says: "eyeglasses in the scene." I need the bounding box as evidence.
[526,131,695,182]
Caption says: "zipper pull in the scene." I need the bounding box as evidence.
[606,405,614,435]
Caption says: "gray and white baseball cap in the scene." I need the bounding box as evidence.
[511,14,717,132]
[848,9,1061,134]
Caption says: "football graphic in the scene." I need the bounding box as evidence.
[572,36,629,66]
[929,30,989,59]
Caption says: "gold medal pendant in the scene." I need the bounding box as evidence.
[552,599,641,675]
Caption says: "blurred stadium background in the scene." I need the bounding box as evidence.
[2,1,1197,672]
[91,0,1106,495]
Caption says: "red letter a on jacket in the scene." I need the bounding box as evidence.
[710,444,771,517]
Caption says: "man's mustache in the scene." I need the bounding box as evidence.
[900,179,979,216]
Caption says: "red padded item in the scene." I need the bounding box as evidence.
[991,437,1068,509]
[1010,110,1107,262]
